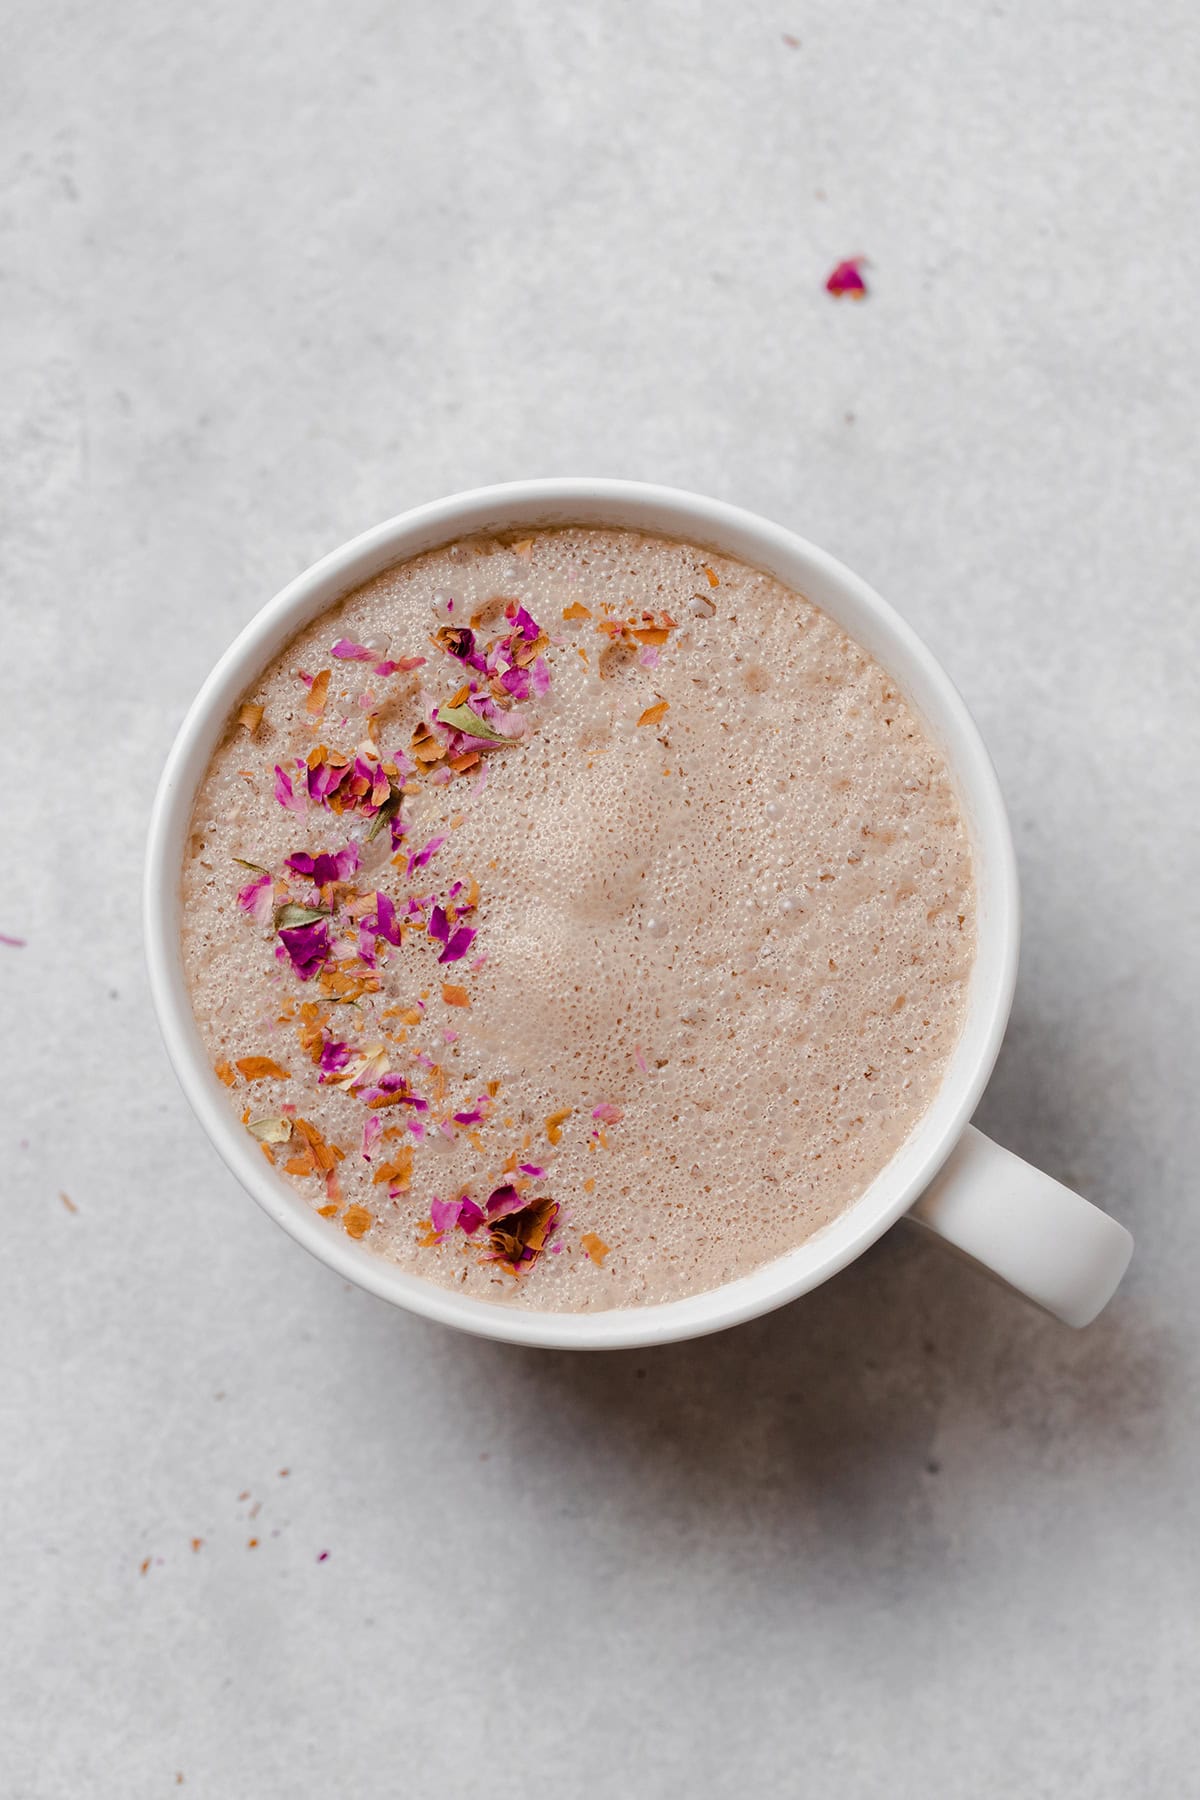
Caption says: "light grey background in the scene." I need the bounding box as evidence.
[3,3,1197,1795]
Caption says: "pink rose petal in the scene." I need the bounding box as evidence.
[485,1184,526,1221]
[826,257,868,299]
[236,871,274,925]
[437,926,476,965]
[407,835,447,877]
[277,918,330,979]
[429,1196,462,1235]
[274,765,307,815]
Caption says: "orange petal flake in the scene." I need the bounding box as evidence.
[372,1147,414,1190]
[580,1232,610,1267]
[442,983,470,1008]
[637,700,670,727]
[214,1059,236,1087]
[305,669,331,716]
[343,1205,373,1239]
[562,601,592,622]
[235,1057,291,1082]
[545,1107,573,1145]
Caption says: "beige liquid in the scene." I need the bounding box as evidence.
[181,528,974,1309]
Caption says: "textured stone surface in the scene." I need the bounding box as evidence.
[3,3,1197,1794]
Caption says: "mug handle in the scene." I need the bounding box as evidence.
[906,1126,1133,1327]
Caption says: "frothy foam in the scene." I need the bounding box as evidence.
[181,528,974,1309]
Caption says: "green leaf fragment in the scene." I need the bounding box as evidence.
[435,702,510,742]
[274,902,332,931]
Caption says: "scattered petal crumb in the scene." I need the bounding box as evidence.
[580,1231,610,1266]
[782,32,800,48]
[317,1550,329,1563]
[826,257,868,299]
[247,1538,259,1549]
[278,1468,290,1478]
[191,1538,203,1552]
[58,1190,77,1214]
[139,1558,151,1576]
[0,932,26,947]
[637,699,670,727]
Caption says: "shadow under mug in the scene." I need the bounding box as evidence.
[143,480,1133,1349]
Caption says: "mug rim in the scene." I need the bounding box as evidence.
[143,479,1019,1349]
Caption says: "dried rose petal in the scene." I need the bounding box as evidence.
[407,835,447,877]
[358,1072,428,1111]
[317,1038,353,1074]
[306,758,349,806]
[452,1101,487,1126]
[367,891,403,946]
[331,639,375,661]
[826,258,868,299]
[274,765,307,815]
[483,1196,559,1274]
[277,918,330,979]
[485,1183,526,1221]
[435,625,485,669]
[429,1196,463,1236]
[580,1231,610,1267]
[286,842,360,887]
[237,871,274,925]
[592,1102,624,1124]
[458,1198,485,1234]
[437,926,476,965]
[493,709,529,742]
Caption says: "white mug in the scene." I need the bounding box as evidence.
[144,480,1133,1348]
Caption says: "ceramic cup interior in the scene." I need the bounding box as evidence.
[144,480,1018,1349]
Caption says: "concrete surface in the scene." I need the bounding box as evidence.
[3,2,1198,1795]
